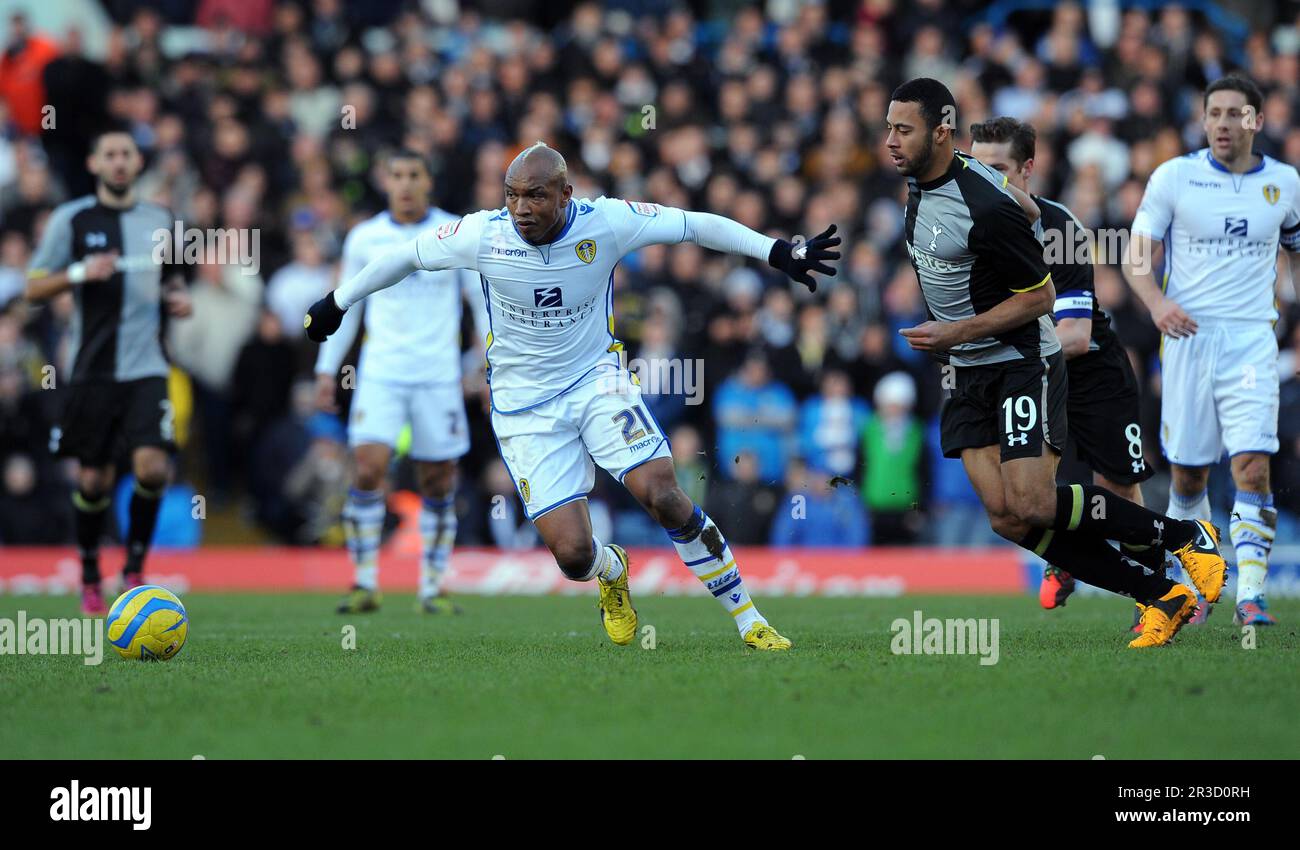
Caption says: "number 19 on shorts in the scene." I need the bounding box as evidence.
[1002,395,1037,448]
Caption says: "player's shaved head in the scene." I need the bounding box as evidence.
[503,141,573,245]
[506,141,568,186]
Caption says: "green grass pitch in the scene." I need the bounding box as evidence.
[1,593,1296,759]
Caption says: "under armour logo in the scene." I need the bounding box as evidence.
[85,232,108,248]
[1131,459,1145,474]
[1007,432,1028,447]
[928,223,944,251]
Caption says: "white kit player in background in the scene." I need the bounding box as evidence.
[314,151,487,615]
[304,142,839,650]
[1123,76,1300,627]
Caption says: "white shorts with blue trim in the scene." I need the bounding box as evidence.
[348,377,470,462]
[491,368,671,520]
[1159,320,1279,466]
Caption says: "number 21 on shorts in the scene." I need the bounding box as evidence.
[612,406,655,444]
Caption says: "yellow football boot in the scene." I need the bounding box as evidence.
[336,586,381,614]
[1170,520,1226,603]
[1128,584,1198,648]
[596,544,637,646]
[743,622,792,651]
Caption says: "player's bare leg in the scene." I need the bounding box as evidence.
[962,445,1198,647]
[122,446,169,591]
[1165,463,1216,621]
[337,442,390,613]
[622,457,790,650]
[1229,452,1277,625]
[532,499,635,645]
[74,463,115,615]
[415,459,462,614]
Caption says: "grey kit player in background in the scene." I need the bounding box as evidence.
[25,125,192,615]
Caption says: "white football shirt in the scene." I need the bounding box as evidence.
[1131,148,1300,323]
[315,208,483,385]
[409,197,771,414]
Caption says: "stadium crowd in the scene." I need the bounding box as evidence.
[2,0,1300,548]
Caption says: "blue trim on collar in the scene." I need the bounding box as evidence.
[1205,150,1266,175]
[387,208,436,228]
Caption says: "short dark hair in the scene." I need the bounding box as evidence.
[890,77,957,132]
[1204,75,1263,114]
[88,122,136,155]
[969,117,1037,166]
[387,148,432,177]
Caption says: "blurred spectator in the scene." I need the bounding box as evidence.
[714,351,796,483]
[861,372,925,544]
[771,458,870,547]
[706,450,780,546]
[266,231,332,338]
[0,453,69,543]
[799,369,870,479]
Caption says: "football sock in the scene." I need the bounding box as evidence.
[343,488,385,591]
[1230,490,1275,602]
[1164,487,1211,587]
[1054,484,1199,552]
[667,505,762,634]
[1120,542,1167,575]
[1167,486,1212,523]
[1022,527,1175,603]
[419,495,457,599]
[124,480,164,575]
[73,489,110,585]
[590,538,624,583]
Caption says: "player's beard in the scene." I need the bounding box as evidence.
[899,133,935,178]
[99,176,133,200]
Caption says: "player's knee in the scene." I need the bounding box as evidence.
[133,457,169,491]
[417,462,456,499]
[552,539,595,581]
[1005,489,1053,528]
[647,485,692,528]
[1232,457,1269,494]
[354,462,386,492]
[1171,466,1209,496]
[988,511,1029,543]
[77,471,109,499]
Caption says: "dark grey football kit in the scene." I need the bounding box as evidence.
[28,196,178,466]
[903,151,1066,463]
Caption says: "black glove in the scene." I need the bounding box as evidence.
[304,292,346,342]
[767,224,841,292]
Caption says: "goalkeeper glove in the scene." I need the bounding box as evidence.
[767,224,841,292]
[304,292,346,342]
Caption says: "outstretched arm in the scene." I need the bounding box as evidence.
[607,199,840,291]
[305,212,484,342]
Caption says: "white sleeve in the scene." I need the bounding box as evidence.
[460,269,489,345]
[600,197,776,260]
[1281,170,1300,253]
[1131,159,1179,239]
[334,211,485,309]
[315,229,368,375]
[413,210,485,273]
